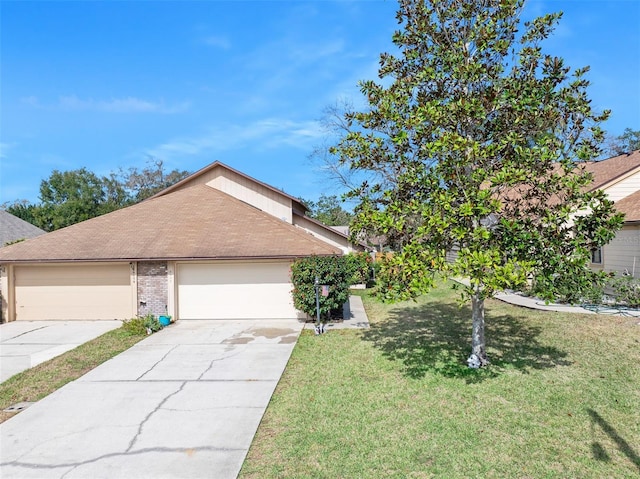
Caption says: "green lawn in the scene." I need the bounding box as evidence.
[0,327,145,424]
[240,282,640,478]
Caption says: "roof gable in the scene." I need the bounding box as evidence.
[583,150,640,191]
[0,185,341,263]
[151,161,308,214]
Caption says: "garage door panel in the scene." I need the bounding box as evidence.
[177,262,299,319]
[14,264,133,321]
[16,266,130,287]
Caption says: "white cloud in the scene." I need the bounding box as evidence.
[58,95,190,114]
[0,142,13,159]
[145,118,324,160]
[21,95,189,114]
[20,96,40,107]
[202,35,231,50]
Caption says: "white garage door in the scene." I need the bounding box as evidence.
[177,262,298,319]
[14,263,134,320]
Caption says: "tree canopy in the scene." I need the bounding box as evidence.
[605,128,640,157]
[331,0,622,367]
[301,194,353,226]
[4,160,190,231]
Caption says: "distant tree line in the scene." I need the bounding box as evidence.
[605,128,640,157]
[300,194,353,226]
[3,159,190,231]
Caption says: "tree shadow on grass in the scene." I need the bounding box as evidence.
[361,300,571,383]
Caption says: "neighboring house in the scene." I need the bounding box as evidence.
[0,162,360,322]
[0,210,46,246]
[443,150,640,274]
[584,150,640,276]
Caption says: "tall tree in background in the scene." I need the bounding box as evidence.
[34,168,122,231]
[118,158,190,202]
[331,0,622,367]
[4,159,190,231]
[302,194,353,226]
[605,128,640,157]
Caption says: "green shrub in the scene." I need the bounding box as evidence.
[143,313,163,333]
[344,252,374,286]
[291,255,351,322]
[531,262,609,305]
[608,274,640,308]
[122,313,163,335]
[121,317,147,336]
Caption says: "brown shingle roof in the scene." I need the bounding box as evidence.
[583,150,640,191]
[0,185,341,263]
[614,189,640,223]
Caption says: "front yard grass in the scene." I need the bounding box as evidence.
[240,282,640,478]
[0,327,145,424]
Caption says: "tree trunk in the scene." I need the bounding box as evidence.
[468,292,489,368]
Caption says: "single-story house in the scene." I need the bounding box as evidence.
[0,161,360,322]
[442,150,640,272]
[0,210,46,246]
[584,150,640,275]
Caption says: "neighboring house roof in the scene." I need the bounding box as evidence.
[583,150,640,191]
[0,184,341,263]
[612,189,640,223]
[0,210,46,246]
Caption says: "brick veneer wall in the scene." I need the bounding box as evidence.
[137,261,168,317]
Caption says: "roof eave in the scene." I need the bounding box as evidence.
[0,253,342,265]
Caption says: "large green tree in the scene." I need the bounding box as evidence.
[4,160,190,231]
[605,128,640,157]
[302,194,354,226]
[331,0,623,367]
[31,168,123,231]
[117,158,190,202]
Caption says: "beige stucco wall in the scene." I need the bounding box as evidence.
[0,265,12,322]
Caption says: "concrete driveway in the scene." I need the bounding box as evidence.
[0,319,303,479]
[1,321,123,383]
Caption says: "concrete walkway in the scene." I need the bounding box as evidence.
[303,295,370,331]
[0,319,303,479]
[494,291,596,314]
[1,321,122,383]
[494,291,640,317]
[453,277,640,317]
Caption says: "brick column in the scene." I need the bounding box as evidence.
[137,261,169,317]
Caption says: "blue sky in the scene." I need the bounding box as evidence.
[1,0,639,205]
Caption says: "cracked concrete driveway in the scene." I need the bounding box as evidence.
[1,321,123,383]
[0,319,303,479]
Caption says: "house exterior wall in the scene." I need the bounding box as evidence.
[292,215,357,253]
[602,170,640,202]
[599,225,640,276]
[137,261,169,317]
[0,265,12,323]
[206,170,293,223]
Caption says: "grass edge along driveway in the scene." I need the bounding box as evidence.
[0,327,145,424]
[240,282,640,478]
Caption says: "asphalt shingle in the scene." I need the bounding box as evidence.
[0,185,341,262]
